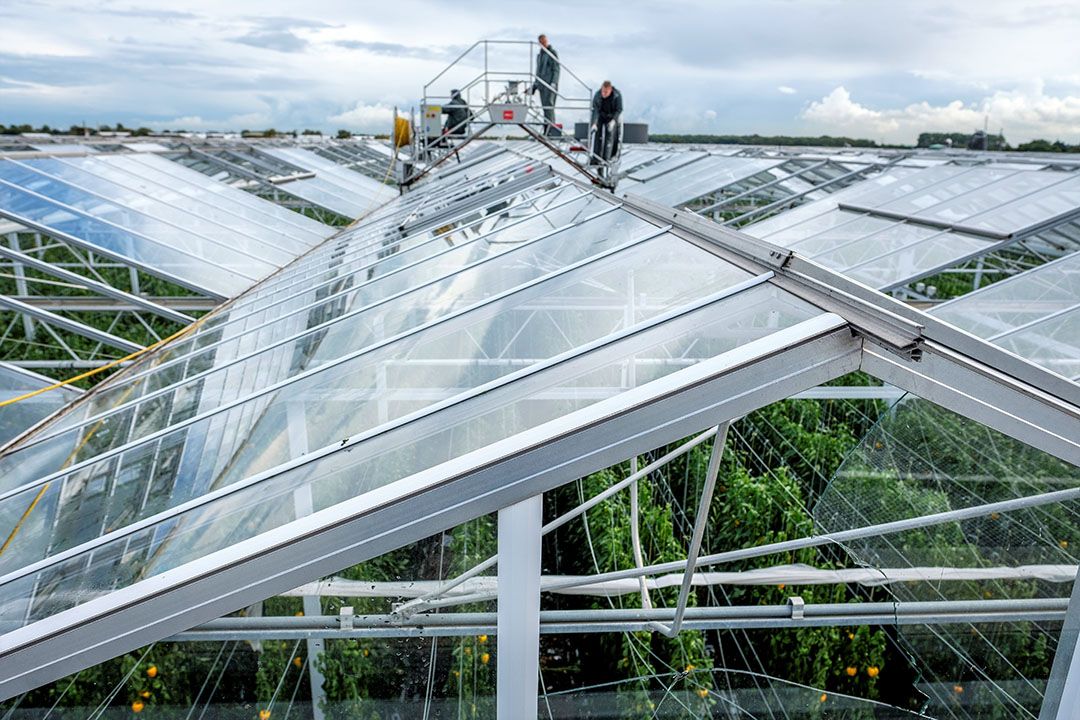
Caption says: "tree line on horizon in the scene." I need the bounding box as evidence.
[644,131,1080,152]
[4,122,1079,152]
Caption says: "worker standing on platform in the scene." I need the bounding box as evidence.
[531,34,560,136]
[591,80,623,164]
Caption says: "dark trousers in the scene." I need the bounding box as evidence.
[592,120,620,162]
[537,86,558,134]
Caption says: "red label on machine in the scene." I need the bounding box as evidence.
[502,109,515,120]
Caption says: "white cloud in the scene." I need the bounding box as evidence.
[5,0,1080,138]
[327,101,397,132]
[801,84,1080,143]
[703,109,717,121]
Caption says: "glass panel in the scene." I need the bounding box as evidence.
[0,235,751,572]
[992,310,1080,381]
[932,253,1080,341]
[80,185,597,398]
[841,231,995,289]
[0,365,80,447]
[964,175,1080,236]
[59,156,329,245]
[807,222,942,271]
[276,177,374,218]
[0,162,285,275]
[0,284,821,629]
[916,170,1069,230]
[628,151,708,182]
[843,165,1003,212]
[815,397,1080,718]
[0,180,254,296]
[10,159,302,264]
[10,204,655,470]
[780,213,894,253]
[261,147,396,206]
[745,167,922,238]
[121,154,331,238]
[632,157,780,207]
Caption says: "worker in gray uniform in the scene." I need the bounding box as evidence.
[591,80,623,164]
[442,89,469,139]
[530,34,561,136]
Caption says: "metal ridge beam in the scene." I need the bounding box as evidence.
[0,244,194,324]
[615,190,925,352]
[0,295,143,354]
[613,188,1080,408]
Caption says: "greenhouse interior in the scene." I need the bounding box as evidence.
[0,45,1079,719]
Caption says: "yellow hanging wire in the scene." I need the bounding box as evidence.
[0,311,214,409]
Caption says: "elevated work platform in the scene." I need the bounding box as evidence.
[402,39,633,188]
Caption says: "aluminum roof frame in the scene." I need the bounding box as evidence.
[178,144,394,222]
[742,163,1080,292]
[0,241,192,326]
[0,295,142,354]
[0,169,1077,698]
[0,155,334,298]
[931,250,1080,382]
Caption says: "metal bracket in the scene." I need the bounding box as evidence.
[788,596,805,621]
[339,606,354,631]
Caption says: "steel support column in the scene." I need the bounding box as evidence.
[1040,566,1080,719]
[286,402,327,720]
[497,495,542,720]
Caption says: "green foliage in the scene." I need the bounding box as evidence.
[649,133,890,148]
[1016,138,1080,153]
[0,233,200,384]
[0,123,156,136]
[917,131,1009,150]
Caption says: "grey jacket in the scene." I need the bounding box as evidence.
[442,91,468,135]
[534,45,560,92]
[591,87,623,126]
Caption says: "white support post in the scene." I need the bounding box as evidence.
[497,494,542,720]
[1040,565,1080,719]
[286,402,327,720]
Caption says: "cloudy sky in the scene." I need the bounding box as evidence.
[2,0,1080,144]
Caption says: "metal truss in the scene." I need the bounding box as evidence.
[0,226,210,370]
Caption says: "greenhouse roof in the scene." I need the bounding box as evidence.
[0,141,1076,703]
[0,153,333,297]
[258,145,398,217]
[931,250,1080,381]
[743,164,1080,290]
